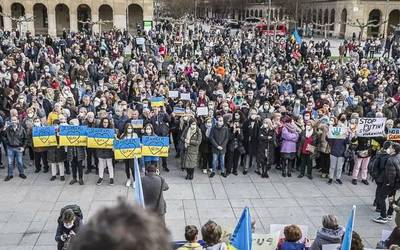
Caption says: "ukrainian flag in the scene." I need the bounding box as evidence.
[230,207,252,250]
[114,138,142,160]
[59,125,87,147]
[32,126,58,147]
[141,136,169,157]
[87,128,115,149]
[341,206,356,250]
[150,97,165,107]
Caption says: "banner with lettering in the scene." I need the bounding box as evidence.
[356,118,386,137]
[32,126,57,147]
[114,138,142,160]
[328,126,347,139]
[388,128,400,141]
[59,126,87,147]
[141,136,169,157]
[86,128,115,149]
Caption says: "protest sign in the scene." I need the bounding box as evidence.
[270,224,308,241]
[150,97,164,107]
[86,128,115,149]
[173,107,186,116]
[32,126,57,147]
[142,136,169,157]
[328,126,347,139]
[252,232,280,250]
[114,138,142,160]
[169,91,179,98]
[131,119,144,129]
[180,93,191,100]
[356,118,386,137]
[59,126,87,147]
[387,128,400,141]
[196,107,208,116]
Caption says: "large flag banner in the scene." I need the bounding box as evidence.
[150,97,165,107]
[230,207,252,250]
[388,128,400,141]
[341,206,356,250]
[59,125,87,147]
[328,126,348,139]
[134,160,145,208]
[114,138,142,160]
[86,128,115,149]
[356,118,386,137]
[131,119,144,129]
[32,126,57,147]
[141,136,169,157]
[293,29,302,44]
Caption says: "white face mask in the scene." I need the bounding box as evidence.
[127,128,133,133]
[64,223,74,229]
[34,122,41,127]
[145,129,152,135]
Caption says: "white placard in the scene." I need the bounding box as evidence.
[196,107,208,116]
[180,93,191,100]
[328,126,348,139]
[356,118,386,137]
[169,91,179,98]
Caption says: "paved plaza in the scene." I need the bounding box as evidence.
[0,154,395,249]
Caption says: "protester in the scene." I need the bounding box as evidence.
[209,116,229,178]
[278,224,310,250]
[119,123,139,187]
[177,225,203,250]
[55,209,81,250]
[180,118,202,180]
[201,220,228,250]
[310,215,344,250]
[96,117,115,186]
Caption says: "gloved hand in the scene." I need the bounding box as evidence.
[61,234,67,242]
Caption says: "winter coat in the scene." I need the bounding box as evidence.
[279,241,307,250]
[204,242,228,250]
[176,242,203,250]
[243,119,261,156]
[227,127,245,153]
[66,146,86,162]
[385,154,400,187]
[199,124,212,155]
[372,151,390,184]
[151,113,171,136]
[310,227,344,250]
[55,217,81,250]
[180,127,202,169]
[316,125,330,154]
[257,126,277,165]
[142,173,169,216]
[327,137,348,157]
[2,124,27,147]
[209,125,229,154]
[298,130,318,158]
[280,124,299,153]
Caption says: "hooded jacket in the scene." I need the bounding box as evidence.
[310,227,344,250]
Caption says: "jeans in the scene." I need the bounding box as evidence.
[7,147,24,176]
[329,155,344,180]
[212,153,225,173]
[71,157,83,180]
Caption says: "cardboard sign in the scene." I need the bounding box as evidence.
[173,107,186,116]
[252,232,280,250]
[169,91,179,98]
[131,119,144,129]
[114,138,142,159]
[32,126,57,147]
[270,224,308,241]
[196,107,209,116]
[86,128,115,149]
[328,126,347,139]
[180,93,191,101]
[142,136,169,157]
[59,126,87,147]
[387,128,400,141]
[150,97,165,107]
[356,118,386,137]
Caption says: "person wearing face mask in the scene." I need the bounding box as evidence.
[199,118,213,175]
[209,116,229,178]
[67,119,86,186]
[298,121,318,179]
[256,118,277,178]
[142,123,160,168]
[47,120,66,182]
[22,108,37,167]
[243,109,261,175]
[55,208,82,250]
[150,107,171,172]
[30,117,50,174]
[83,112,99,175]
[373,143,400,224]
[96,118,115,186]
[280,116,299,177]
[180,119,202,180]
[119,123,140,187]
[3,114,27,181]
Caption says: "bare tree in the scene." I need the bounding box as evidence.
[346,18,387,41]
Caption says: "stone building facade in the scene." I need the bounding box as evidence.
[0,0,154,36]
[300,0,400,39]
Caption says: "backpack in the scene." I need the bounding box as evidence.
[58,204,83,224]
[368,154,381,180]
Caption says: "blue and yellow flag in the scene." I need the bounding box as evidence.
[131,119,144,129]
[141,136,169,157]
[114,138,142,160]
[87,128,115,149]
[134,160,145,208]
[230,207,252,250]
[150,97,165,107]
[341,206,356,250]
[32,126,57,147]
[293,29,302,44]
[59,125,87,147]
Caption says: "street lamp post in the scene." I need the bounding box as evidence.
[267,0,271,55]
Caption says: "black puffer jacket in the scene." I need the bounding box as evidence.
[385,154,400,187]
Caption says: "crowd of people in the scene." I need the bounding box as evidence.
[0,16,400,248]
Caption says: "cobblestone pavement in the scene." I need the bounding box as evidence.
[0,155,394,249]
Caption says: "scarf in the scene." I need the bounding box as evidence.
[185,127,196,148]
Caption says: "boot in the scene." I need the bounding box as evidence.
[189,169,194,180]
[185,169,190,180]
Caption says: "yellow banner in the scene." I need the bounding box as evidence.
[114,148,142,160]
[33,136,58,147]
[87,137,114,149]
[59,136,87,147]
[142,146,169,157]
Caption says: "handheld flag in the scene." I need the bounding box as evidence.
[293,29,302,44]
[341,205,356,250]
[230,207,252,250]
[134,160,145,208]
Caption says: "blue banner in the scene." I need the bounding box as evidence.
[32,126,56,137]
